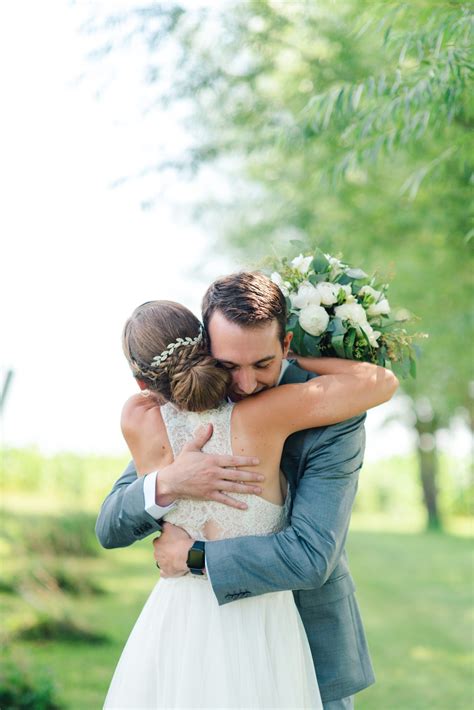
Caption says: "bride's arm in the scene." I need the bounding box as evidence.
[292,355,385,377]
[120,395,168,476]
[247,360,398,436]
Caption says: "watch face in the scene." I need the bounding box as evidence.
[187,548,205,570]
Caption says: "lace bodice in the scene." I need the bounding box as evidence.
[161,402,288,541]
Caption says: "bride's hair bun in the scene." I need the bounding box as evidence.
[167,347,230,412]
[122,300,231,411]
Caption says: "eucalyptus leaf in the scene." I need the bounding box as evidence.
[286,313,298,332]
[345,327,357,358]
[303,333,321,357]
[331,333,346,358]
[346,268,369,279]
[309,271,331,284]
[290,320,304,354]
[289,239,308,252]
[327,317,347,336]
[312,249,331,274]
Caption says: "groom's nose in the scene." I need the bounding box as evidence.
[234,368,258,395]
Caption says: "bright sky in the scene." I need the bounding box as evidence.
[0,0,234,455]
[1,1,467,463]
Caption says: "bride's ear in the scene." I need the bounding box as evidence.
[136,379,149,391]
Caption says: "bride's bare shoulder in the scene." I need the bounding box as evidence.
[121,394,163,436]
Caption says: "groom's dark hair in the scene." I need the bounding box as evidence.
[202,271,287,346]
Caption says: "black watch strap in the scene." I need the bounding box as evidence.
[186,540,206,576]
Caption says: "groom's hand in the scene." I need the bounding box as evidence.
[153,523,193,578]
[156,424,263,510]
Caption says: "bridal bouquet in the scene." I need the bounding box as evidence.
[270,248,422,378]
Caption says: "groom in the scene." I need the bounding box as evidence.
[96,271,375,709]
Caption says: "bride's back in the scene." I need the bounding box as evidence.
[159,400,288,541]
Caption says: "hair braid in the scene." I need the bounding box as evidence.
[122,300,231,411]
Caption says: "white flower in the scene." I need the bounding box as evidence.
[299,304,329,336]
[290,281,321,309]
[359,285,382,302]
[316,281,340,306]
[339,284,356,303]
[270,271,291,297]
[291,254,313,275]
[325,254,344,277]
[362,324,381,348]
[334,302,368,327]
[367,298,391,317]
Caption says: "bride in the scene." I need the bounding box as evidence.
[104,299,398,709]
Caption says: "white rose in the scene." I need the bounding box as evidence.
[316,281,340,306]
[270,271,291,297]
[359,285,382,301]
[367,298,391,317]
[334,302,368,326]
[299,304,329,336]
[362,324,381,348]
[340,284,356,303]
[325,254,344,277]
[291,254,313,275]
[290,281,321,309]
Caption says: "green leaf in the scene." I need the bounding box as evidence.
[312,249,331,274]
[344,327,357,358]
[286,312,298,332]
[327,317,347,336]
[376,345,387,366]
[392,355,411,379]
[290,320,304,355]
[331,333,346,358]
[346,267,368,279]
[289,239,308,252]
[308,271,331,285]
[409,357,417,379]
[303,333,321,357]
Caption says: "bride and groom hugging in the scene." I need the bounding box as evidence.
[96,271,398,709]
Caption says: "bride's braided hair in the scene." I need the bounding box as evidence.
[122,301,231,412]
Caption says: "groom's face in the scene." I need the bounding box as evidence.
[208,311,291,402]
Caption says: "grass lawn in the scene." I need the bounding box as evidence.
[1,514,472,709]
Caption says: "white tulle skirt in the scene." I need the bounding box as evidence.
[104,575,322,709]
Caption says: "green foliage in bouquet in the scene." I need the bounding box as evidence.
[270,246,423,378]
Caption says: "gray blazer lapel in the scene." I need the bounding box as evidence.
[280,362,314,493]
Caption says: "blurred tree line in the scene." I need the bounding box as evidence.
[94,1,473,529]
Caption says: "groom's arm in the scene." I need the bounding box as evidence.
[95,462,163,548]
[204,413,365,604]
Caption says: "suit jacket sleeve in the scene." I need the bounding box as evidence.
[95,461,162,548]
[205,413,366,605]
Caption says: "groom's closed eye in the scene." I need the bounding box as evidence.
[218,359,275,371]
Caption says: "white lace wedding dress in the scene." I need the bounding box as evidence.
[104,402,322,709]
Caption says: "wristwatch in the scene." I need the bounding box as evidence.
[186,541,206,576]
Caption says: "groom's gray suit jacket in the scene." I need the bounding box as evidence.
[96,363,375,703]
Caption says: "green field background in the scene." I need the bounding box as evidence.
[1,449,472,709]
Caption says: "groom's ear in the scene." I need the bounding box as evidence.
[282,332,293,358]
